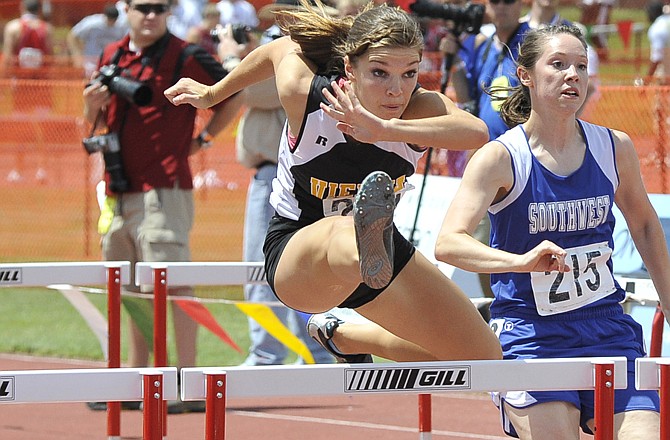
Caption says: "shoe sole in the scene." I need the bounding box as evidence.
[354,171,395,289]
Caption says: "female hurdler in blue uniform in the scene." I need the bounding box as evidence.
[165,1,502,363]
[436,25,670,439]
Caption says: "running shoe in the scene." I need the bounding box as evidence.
[354,171,395,289]
[307,313,373,364]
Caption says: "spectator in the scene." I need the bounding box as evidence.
[216,0,259,28]
[219,1,336,365]
[452,0,528,141]
[646,0,670,83]
[83,0,241,413]
[168,0,203,39]
[1,0,53,73]
[579,0,615,60]
[186,3,222,56]
[437,0,528,307]
[166,1,502,364]
[436,24,668,439]
[67,3,129,76]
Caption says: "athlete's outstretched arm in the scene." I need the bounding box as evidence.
[320,80,488,151]
[435,141,569,274]
[164,36,300,109]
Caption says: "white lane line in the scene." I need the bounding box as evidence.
[230,410,508,439]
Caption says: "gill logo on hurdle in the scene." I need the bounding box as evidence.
[247,265,266,283]
[0,377,15,401]
[344,366,471,393]
[0,268,21,285]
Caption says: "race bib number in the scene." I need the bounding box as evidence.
[321,183,414,217]
[530,241,616,316]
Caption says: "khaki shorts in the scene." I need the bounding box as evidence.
[102,188,193,292]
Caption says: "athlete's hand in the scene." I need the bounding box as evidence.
[164,78,214,109]
[320,80,384,143]
[518,240,570,273]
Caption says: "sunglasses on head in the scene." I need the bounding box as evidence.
[131,3,170,15]
[489,0,517,4]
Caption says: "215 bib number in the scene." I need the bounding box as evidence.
[530,241,616,316]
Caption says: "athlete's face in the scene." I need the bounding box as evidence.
[520,34,588,114]
[345,46,420,120]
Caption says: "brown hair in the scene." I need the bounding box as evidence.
[278,0,423,74]
[498,24,587,127]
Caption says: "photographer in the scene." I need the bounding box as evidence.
[82,0,241,414]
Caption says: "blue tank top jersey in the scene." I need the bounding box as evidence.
[488,121,625,320]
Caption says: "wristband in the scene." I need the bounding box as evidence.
[196,129,214,149]
[222,55,241,73]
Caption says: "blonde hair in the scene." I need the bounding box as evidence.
[278,0,423,74]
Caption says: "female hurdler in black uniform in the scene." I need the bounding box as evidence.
[165,1,502,363]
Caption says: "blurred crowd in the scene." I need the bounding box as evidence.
[0,0,657,81]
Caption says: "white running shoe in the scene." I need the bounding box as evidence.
[307,313,373,364]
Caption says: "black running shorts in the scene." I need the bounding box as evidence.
[263,214,415,309]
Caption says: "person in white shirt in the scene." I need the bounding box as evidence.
[67,3,129,76]
[646,0,670,83]
[216,0,259,28]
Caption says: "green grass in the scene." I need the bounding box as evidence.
[0,285,287,366]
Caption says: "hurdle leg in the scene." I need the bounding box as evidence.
[593,362,614,440]
[651,304,665,358]
[143,372,164,440]
[107,265,122,440]
[418,393,432,440]
[205,372,227,440]
[661,363,670,440]
[153,267,168,437]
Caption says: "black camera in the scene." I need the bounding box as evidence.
[93,64,153,106]
[83,132,129,193]
[410,0,485,36]
[211,24,252,44]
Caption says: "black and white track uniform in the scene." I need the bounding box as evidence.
[263,73,425,308]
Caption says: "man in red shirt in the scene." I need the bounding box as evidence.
[83,0,240,413]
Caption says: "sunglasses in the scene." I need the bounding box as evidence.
[489,0,517,4]
[131,3,170,15]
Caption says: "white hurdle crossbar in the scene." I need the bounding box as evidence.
[0,261,132,439]
[0,261,131,287]
[181,357,627,440]
[135,262,266,287]
[636,357,670,440]
[0,367,177,440]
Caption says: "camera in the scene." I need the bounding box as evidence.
[409,0,485,36]
[92,64,153,106]
[211,24,252,44]
[83,132,130,193]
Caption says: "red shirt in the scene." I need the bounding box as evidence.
[16,17,50,55]
[98,33,227,193]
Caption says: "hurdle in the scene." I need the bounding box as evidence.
[636,357,670,439]
[0,261,130,440]
[617,276,666,357]
[181,357,627,440]
[135,261,267,434]
[0,367,177,440]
